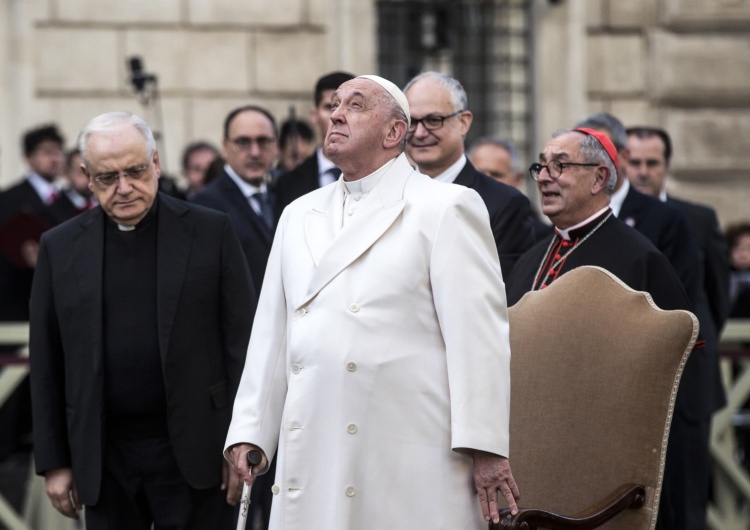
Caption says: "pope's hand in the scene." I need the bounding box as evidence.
[472,451,520,524]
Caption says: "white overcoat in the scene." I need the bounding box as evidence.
[225,153,512,529]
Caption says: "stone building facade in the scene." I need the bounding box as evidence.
[537,0,750,225]
[1,0,748,225]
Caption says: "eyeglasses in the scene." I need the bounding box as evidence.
[529,160,600,181]
[93,162,151,189]
[228,136,276,151]
[408,110,464,132]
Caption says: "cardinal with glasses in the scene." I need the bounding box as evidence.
[29,112,257,529]
[403,71,535,278]
[506,127,696,321]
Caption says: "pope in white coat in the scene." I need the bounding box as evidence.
[225,75,519,529]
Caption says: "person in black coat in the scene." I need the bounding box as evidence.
[404,72,535,278]
[192,105,280,295]
[626,125,730,530]
[273,71,355,218]
[30,112,256,529]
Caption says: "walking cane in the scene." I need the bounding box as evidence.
[236,450,263,530]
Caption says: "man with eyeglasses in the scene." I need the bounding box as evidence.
[505,128,694,322]
[403,72,535,278]
[29,112,256,529]
[193,105,280,295]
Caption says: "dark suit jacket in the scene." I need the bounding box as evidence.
[668,196,730,415]
[272,152,321,221]
[619,185,700,305]
[0,179,47,225]
[453,160,536,278]
[0,179,53,322]
[192,170,273,294]
[30,193,256,505]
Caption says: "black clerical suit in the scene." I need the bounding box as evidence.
[272,152,322,220]
[30,193,256,525]
[192,169,274,295]
[453,160,536,278]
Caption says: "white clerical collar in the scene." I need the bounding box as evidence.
[224,163,266,198]
[609,178,629,217]
[556,206,611,240]
[659,189,667,202]
[343,156,397,196]
[27,172,60,205]
[433,155,467,184]
[317,148,336,175]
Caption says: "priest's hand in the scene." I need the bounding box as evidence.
[228,443,268,486]
[44,467,81,519]
[222,458,244,505]
[472,451,520,524]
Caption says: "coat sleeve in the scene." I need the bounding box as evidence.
[29,235,72,475]
[224,209,290,459]
[219,216,257,402]
[429,187,512,457]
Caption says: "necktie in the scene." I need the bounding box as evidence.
[251,192,275,232]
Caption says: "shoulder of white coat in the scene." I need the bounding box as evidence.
[279,182,336,217]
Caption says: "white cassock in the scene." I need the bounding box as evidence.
[225,152,511,529]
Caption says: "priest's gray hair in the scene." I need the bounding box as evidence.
[78,112,156,167]
[403,71,468,113]
[553,128,618,194]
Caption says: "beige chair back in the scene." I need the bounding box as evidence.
[508,266,697,530]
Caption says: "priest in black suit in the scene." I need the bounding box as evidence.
[30,112,256,529]
[192,105,280,295]
[627,125,729,530]
[273,71,355,218]
[507,128,704,530]
[404,72,535,278]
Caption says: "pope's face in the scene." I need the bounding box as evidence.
[324,79,395,172]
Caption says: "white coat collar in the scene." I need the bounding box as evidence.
[300,152,413,307]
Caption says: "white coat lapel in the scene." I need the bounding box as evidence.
[300,154,414,307]
[304,180,346,267]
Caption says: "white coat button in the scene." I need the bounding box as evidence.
[292,364,301,374]
[348,303,360,313]
[346,362,357,372]
[347,423,358,434]
[347,210,354,216]
[353,195,361,201]
[272,484,280,495]
[345,485,356,497]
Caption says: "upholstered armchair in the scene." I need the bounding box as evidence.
[492,266,697,530]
